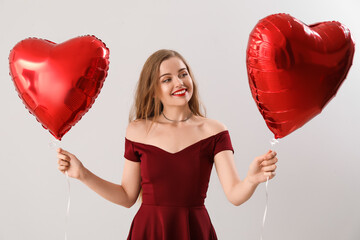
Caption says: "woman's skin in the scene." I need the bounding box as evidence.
[57,56,278,208]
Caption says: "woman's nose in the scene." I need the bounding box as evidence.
[174,76,184,86]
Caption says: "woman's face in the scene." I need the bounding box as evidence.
[156,57,193,107]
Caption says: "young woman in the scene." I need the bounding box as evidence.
[57,49,278,239]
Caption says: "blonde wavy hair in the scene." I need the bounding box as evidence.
[128,49,207,203]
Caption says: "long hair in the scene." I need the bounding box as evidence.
[128,49,206,203]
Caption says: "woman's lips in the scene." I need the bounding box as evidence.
[172,89,187,96]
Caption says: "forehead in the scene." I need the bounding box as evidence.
[159,57,187,74]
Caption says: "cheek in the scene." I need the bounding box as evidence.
[159,85,171,97]
[187,79,194,92]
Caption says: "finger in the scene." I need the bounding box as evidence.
[261,157,278,166]
[57,153,70,161]
[264,150,272,157]
[262,164,277,172]
[58,165,69,171]
[265,151,277,160]
[57,159,70,166]
[256,152,269,163]
[58,148,73,156]
[264,171,276,178]
[261,158,277,167]
[256,150,275,163]
[255,156,266,165]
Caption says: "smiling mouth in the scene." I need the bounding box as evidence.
[172,89,187,96]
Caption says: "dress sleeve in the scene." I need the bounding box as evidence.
[124,138,141,162]
[213,130,234,157]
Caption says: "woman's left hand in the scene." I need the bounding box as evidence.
[246,150,278,185]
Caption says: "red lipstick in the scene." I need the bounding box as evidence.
[172,88,187,96]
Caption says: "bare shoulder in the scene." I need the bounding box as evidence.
[198,116,228,135]
[125,119,148,141]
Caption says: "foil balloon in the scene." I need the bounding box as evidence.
[246,13,354,139]
[9,35,110,140]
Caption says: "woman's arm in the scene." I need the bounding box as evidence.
[57,148,141,208]
[81,159,141,208]
[214,149,277,206]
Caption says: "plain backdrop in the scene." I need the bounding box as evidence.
[0,0,359,239]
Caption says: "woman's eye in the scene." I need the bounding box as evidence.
[163,78,171,83]
[180,73,188,77]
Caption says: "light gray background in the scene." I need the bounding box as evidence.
[0,0,359,239]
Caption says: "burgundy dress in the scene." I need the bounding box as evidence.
[124,130,234,240]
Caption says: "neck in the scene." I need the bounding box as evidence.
[161,105,193,122]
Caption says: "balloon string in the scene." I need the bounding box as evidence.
[65,170,71,240]
[260,138,279,240]
[48,138,71,240]
[260,176,269,240]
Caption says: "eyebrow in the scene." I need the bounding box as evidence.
[159,68,187,79]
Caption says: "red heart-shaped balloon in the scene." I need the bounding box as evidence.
[9,36,110,140]
[246,14,354,139]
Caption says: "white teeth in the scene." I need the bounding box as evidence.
[173,90,186,95]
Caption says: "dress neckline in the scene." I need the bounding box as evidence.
[125,130,228,155]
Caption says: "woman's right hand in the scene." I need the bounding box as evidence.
[57,148,86,180]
